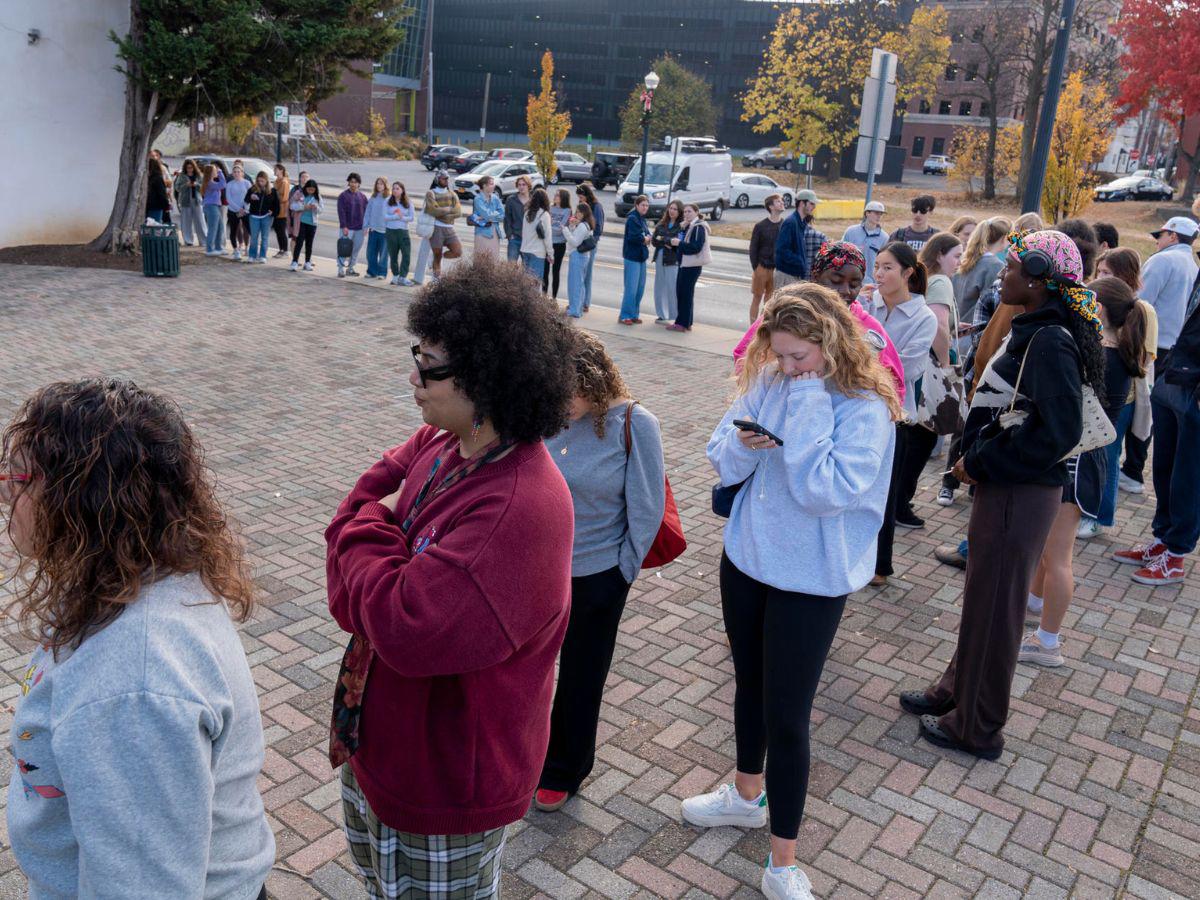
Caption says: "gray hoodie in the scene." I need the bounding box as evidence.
[7,574,274,900]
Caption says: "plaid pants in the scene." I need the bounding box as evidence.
[340,765,507,899]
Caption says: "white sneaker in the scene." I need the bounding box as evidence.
[289,261,299,271]
[681,783,767,829]
[303,262,314,271]
[761,854,815,900]
[936,486,954,507]
[1118,473,1144,495]
[1076,517,1105,540]
[401,277,415,286]
[232,250,241,260]
[1018,631,1064,667]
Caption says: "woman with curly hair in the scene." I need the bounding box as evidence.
[326,256,576,899]
[900,229,1094,759]
[2,378,274,899]
[534,330,666,812]
[686,284,899,900]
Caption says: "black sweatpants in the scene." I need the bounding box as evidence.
[875,423,902,576]
[272,217,289,252]
[292,222,316,263]
[227,211,248,249]
[543,242,567,297]
[896,422,938,515]
[720,552,845,840]
[540,566,631,794]
[675,266,702,329]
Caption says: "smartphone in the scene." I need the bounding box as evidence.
[733,419,784,447]
[958,321,986,336]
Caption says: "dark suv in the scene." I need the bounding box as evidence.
[741,147,792,170]
[420,144,469,171]
[591,152,638,190]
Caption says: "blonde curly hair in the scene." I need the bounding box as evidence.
[569,330,631,437]
[736,283,903,421]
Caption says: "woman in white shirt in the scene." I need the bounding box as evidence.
[519,188,554,280]
[563,202,596,318]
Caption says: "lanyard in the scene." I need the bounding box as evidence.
[400,438,514,534]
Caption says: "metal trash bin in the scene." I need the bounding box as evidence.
[140,223,180,277]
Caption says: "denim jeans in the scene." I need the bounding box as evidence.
[203,204,223,252]
[1096,402,1135,526]
[365,230,389,277]
[146,209,165,223]
[654,259,678,321]
[506,238,522,261]
[566,250,588,316]
[619,260,647,320]
[247,215,271,260]
[582,249,597,309]
[520,252,546,280]
[1150,381,1200,555]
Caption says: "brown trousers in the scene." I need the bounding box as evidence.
[925,481,1060,752]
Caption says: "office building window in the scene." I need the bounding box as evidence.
[959,101,972,116]
[912,135,925,158]
[945,64,957,80]
[919,99,931,115]
[938,100,952,115]
[965,64,978,82]
[931,137,946,156]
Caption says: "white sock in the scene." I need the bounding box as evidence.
[1027,593,1043,613]
[1036,627,1059,649]
[766,854,790,874]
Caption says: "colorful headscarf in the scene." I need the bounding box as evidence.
[1007,229,1101,333]
[812,241,866,277]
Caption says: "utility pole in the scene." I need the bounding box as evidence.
[480,72,491,151]
[1020,0,1077,214]
[423,0,436,144]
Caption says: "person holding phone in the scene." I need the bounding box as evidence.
[224,164,251,260]
[689,284,900,900]
[563,202,596,318]
[289,180,322,272]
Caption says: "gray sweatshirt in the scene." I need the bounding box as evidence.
[545,403,666,581]
[7,574,275,900]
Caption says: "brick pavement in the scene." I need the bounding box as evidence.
[0,261,1198,899]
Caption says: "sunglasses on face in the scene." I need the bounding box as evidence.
[411,345,455,387]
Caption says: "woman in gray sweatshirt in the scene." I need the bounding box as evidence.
[535,331,666,812]
[3,378,274,900]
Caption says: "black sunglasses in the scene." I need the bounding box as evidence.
[411,344,454,387]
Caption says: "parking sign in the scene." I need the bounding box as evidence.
[288,115,307,136]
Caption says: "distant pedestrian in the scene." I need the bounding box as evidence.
[773,189,824,287]
[563,201,596,318]
[520,187,554,280]
[288,179,322,272]
[173,158,205,246]
[272,164,290,257]
[841,200,889,287]
[618,195,652,324]
[470,175,504,258]
[145,156,171,224]
[336,173,368,277]
[652,200,684,324]
[364,176,391,279]
[1093,221,1119,251]
[504,175,532,261]
[201,164,227,256]
[225,164,251,260]
[243,171,279,263]
[890,195,937,251]
[576,182,603,312]
[286,169,310,248]
[748,194,785,321]
[149,150,173,225]
[947,215,977,244]
[544,189,571,297]
[952,216,1010,335]
[667,204,711,333]
[423,169,463,280]
[384,181,415,285]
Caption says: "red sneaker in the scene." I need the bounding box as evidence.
[1132,552,1186,586]
[1113,541,1167,566]
[534,788,569,812]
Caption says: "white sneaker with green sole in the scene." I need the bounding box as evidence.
[681,783,767,828]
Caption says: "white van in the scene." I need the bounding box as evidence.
[614,139,732,220]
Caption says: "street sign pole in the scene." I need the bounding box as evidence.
[479,72,490,150]
[273,105,289,165]
[863,51,896,206]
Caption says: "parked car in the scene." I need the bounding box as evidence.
[615,142,732,220]
[486,148,534,161]
[1094,175,1174,202]
[548,151,591,184]
[453,160,544,199]
[451,150,489,173]
[741,146,793,170]
[922,155,954,175]
[421,144,470,170]
[1131,167,1168,180]
[730,174,795,210]
[188,156,276,184]
[591,151,638,190]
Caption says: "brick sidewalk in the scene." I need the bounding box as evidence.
[0,262,1197,899]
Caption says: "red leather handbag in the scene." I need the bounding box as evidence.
[624,402,687,568]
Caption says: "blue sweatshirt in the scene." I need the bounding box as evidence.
[623,211,650,262]
[364,195,390,232]
[774,211,810,278]
[707,369,895,595]
[224,177,251,214]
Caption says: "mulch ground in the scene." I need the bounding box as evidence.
[0,244,204,271]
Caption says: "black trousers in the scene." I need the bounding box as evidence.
[1122,347,1171,484]
[875,423,903,576]
[720,553,845,840]
[540,566,631,794]
[291,222,316,263]
[272,217,289,251]
[675,266,702,328]
[941,429,964,490]
[227,211,248,248]
[896,422,938,515]
[543,242,567,297]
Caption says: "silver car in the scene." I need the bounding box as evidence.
[548,151,591,185]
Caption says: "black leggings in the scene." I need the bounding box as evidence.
[675,265,702,328]
[272,217,289,252]
[542,242,567,297]
[540,566,631,794]
[896,422,938,515]
[292,222,316,263]
[720,552,845,840]
[227,211,248,248]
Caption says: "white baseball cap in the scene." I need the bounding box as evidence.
[1151,216,1198,239]
[864,201,886,213]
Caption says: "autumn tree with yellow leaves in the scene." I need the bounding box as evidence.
[1041,72,1114,222]
[741,2,950,178]
[526,51,572,182]
[951,124,1022,200]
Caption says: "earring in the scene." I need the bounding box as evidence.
[470,416,482,439]
[1028,282,1035,288]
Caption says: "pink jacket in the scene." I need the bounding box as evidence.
[732,300,906,402]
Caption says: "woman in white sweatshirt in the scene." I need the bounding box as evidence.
[563,201,596,318]
[519,188,554,280]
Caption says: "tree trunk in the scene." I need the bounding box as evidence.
[1181,136,1200,206]
[983,115,999,200]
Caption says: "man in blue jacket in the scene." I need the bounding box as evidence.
[773,189,827,288]
[619,195,652,324]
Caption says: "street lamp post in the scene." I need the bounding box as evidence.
[636,70,660,197]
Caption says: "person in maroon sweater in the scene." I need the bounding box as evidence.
[326,257,576,898]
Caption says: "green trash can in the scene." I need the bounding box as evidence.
[140,223,180,277]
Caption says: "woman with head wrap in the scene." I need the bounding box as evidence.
[898,229,1101,759]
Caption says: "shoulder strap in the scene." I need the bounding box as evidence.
[623,400,639,458]
[1008,326,1050,412]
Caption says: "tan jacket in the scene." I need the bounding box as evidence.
[424,189,461,226]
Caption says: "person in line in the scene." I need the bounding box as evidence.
[1093,222,1119,252]
[286,169,310,250]
[272,164,290,257]
[866,243,937,585]
[201,163,227,256]
[326,258,575,900]
[543,189,571,297]
[948,215,977,245]
[384,181,415,286]
[1119,216,1199,494]
[748,195,785,322]
[952,217,1011,335]
[535,331,666,812]
[288,179,322,272]
[336,173,368,277]
[576,182,604,312]
[149,149,174,224]
[173,158,205,246]
[423,169,463,282]
[841,200,889,288]
[470,175,505,259]
[563,202,596,318]
[3,378,275,898]
[520,187,554,280]
[690,285,899,900]
[364,176,391,279]
[618,195,653,325]
[773,190,824,288]
[900,230,1091,759]
[225,163,251,261]
[243,171,279,263]
[504,175,532,261]
[1023,277,1142,666]
[145,156,171,224]
[890,196,938,251]
[667,204,711,333]
[652,200,685,324]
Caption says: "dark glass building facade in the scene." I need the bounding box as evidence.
[432,0,797,148]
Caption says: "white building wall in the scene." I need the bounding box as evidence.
[0,1,130,248]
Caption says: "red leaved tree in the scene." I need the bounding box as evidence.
[1115,0,1200,200]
